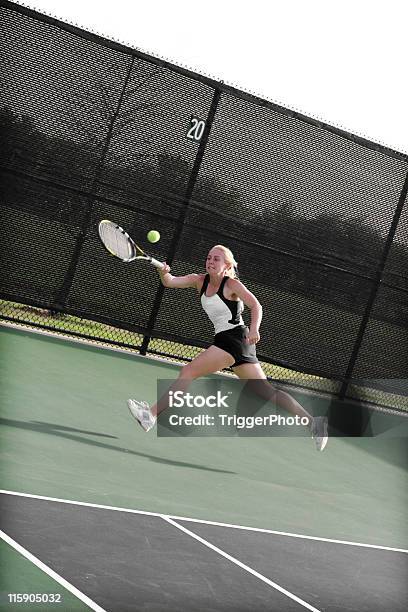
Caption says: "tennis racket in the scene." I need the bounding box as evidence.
[98,220,164,269]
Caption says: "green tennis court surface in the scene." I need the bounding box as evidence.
[0,539,89,612]
[1,325,407,610]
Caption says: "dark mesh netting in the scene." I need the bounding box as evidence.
[1,0,407,412]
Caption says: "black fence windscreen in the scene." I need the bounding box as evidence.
[1,0,407,412]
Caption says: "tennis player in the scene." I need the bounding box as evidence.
[128,245,328,450]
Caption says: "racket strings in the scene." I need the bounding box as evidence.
[100,223,133,261]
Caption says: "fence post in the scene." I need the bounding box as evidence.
[52,58,135,311]
[339,170,408,399]
[140,87,222,355]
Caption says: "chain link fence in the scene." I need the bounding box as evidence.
[1,0,407,412]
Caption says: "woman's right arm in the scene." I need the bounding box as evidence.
[158,264,202,289]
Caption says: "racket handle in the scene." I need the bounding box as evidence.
[149,257,165,270]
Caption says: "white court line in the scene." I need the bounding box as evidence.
[162,516,321,612]
[0,530,106,612]
[1,489,407,554]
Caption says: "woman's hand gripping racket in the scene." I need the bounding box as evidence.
[98,220,165,269]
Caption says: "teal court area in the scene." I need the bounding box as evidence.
[0,325,407,611]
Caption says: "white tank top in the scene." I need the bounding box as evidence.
[200,275,244,335]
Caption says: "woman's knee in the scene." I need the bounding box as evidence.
[178,363,198,380]
[247,379,278,401]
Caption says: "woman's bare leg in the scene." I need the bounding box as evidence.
[232,362,313,428]
[151,345,235,417]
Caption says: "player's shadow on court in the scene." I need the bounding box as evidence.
[0,417,235,474]
[32,421,119,438]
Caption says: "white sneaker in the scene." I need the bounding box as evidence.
[127,399,156,432]
[311,416,328,451]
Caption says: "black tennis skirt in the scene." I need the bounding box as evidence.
[213,325,259,367]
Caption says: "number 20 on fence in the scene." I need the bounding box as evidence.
[186,116,206,142]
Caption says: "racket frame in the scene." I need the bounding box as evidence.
[98,220,164,269]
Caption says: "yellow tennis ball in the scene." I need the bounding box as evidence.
[147,230,160,243]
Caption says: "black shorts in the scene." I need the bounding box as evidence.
[213,325,259,367]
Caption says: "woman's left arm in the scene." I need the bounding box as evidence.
[228,279,263,344]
